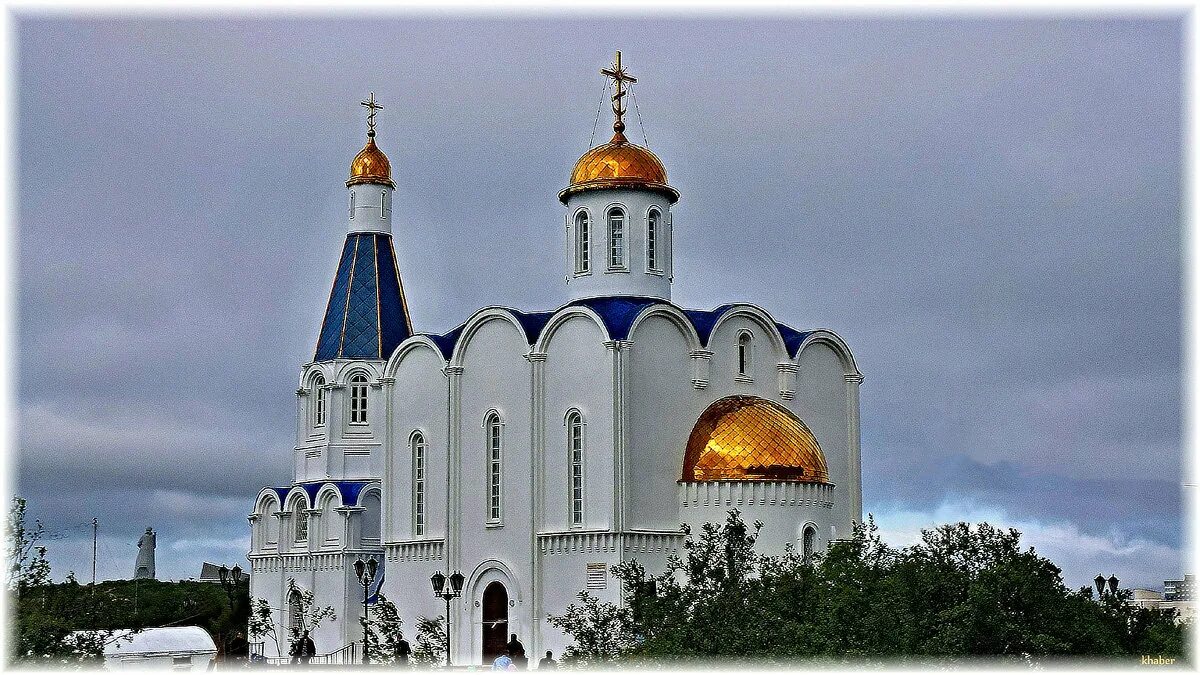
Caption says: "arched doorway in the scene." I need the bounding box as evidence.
[481,581,508,663]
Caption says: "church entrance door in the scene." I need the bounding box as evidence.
[481,581,508,664]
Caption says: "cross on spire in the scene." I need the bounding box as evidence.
[600,51,637,138]
[360,92,384,138]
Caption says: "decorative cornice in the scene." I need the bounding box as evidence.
[296,388,309,397]
[776,363,799,374]
[442,365,464,377]
[524,352,548,363]
[380,377,396,385]
[845,373,864,384]
[603,339,634,352]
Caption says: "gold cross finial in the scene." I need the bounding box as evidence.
[600,50,637,139]
[360,92,384,138]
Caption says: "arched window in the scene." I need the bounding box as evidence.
[411,432,426,535]
[349,374,369,424]
[349,190,356,219]
[647,208,661,271]
[485,412,503,524]
[380,190,387,219]
[313,375,326,427]
[737,331,753,377]
[802,524,817,561]
[607,207,625,269]
[293,502,308,543]
[575,211,590,273]
[361,491,382,543]
[289,587,305,634]
[567,411,585,526]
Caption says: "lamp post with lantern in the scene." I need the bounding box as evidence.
[354,558,379,665]
[430,570,464,667]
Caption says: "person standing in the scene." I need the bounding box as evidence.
[491,650,515,671]
[394,633,412,665]
[537,651,558,670]
[300,630,316,665]
[506,634,526,669]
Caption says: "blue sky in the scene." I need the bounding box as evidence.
[14,13,1184,590]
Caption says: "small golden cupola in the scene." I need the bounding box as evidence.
[559,51,678,205]
[347,92,396,188]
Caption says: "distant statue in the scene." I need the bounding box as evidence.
[134,527,156,579]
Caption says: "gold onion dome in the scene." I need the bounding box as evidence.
[681,396,830,484]
[347,136,395,188]
[559,51,678,204]
[559,130,677,204]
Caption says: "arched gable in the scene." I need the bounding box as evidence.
[253,489,283,516]
[449,307,533,368]
[792,329,860,377]
[299,364,332,390]
[626,303,703,353]
[335,362,377,385]
[532,305,612,354]
[707,304,788,358]
[383,335,447,379]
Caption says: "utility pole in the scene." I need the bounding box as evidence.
[91,518,98,587]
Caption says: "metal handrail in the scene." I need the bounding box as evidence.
[253,642,358,665]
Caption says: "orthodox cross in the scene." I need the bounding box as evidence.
[360,92,384,137]
[600,51,637,135]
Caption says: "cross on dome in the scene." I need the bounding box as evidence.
[600,51,637,137]
[360,92,384,137]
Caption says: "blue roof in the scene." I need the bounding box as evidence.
[413,295,813,360]
[315,232,413,361]
[271,480,377,508]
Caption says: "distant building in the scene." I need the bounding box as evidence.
[1164,574,1193,601]
[133,527,155,580]
[197,562,223,583]
[1127,577,1195,624]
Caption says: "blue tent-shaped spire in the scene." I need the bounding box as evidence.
[315,232,413,361]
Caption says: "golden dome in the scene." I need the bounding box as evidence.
[347,136,395,188]
[681,395,830,483]
[559,131,678,204]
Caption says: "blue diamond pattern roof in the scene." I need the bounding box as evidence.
[315,233,413,361]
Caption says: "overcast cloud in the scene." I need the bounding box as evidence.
[14,14,1184,590]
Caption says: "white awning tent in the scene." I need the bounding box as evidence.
[71,626,218,670]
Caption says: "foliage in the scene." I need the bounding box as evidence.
[548,510,1190,666]
[411,615,448,667]
[249,578,337,657]
[362,594,406,664]
[8,494,250,666]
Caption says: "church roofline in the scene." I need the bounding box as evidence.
[401,295,844,364]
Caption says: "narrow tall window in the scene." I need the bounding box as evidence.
[486,413,502,523]
[349,190,356,219]
[294,504,308,543]
[567,411,584,526]
[647,209,660,270]
[737,332,752,376]
[575,211,591,273]
[313,376,326,427]
[350,374,369,424]
[412,432,426,536]
[608,208,625,268]
[802,525,816,561]
[380,190,387,219]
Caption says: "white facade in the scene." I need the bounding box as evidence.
[248,91,863,666]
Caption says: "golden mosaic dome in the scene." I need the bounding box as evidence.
[347,136,395,188]
[559,131,679,204]
[681,396,830,483]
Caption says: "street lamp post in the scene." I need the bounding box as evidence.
[217,565,244,662]
[431,571,464,667]
[355,558,379,665]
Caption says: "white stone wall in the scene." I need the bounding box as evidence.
[563,189,673,300]
[347,182,392,234]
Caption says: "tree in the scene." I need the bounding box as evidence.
[549,510,1190,666]
[248,578,335,658]
[362,594,405,664]
[411,615,447,668]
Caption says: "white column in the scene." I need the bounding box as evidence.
[443,364,465,665]
[525,352,547,657]
[605,340,632,532]
[845,373,864,524]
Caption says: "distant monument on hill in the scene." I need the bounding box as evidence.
[134,527,156,579]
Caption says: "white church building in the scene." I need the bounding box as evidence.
[248,54,863,665]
